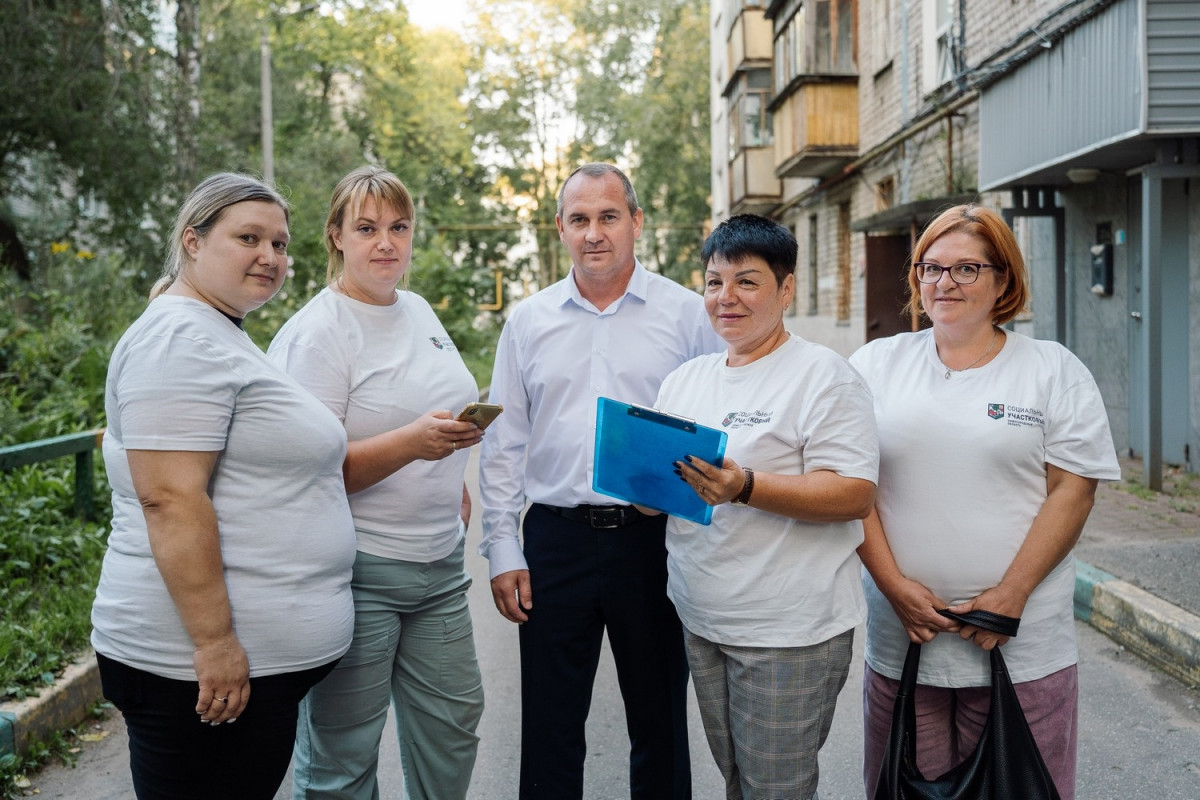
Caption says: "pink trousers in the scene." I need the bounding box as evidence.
[862,662,1078,799]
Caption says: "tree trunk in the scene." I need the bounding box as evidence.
[175,0,201,192]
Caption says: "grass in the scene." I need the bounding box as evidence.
[0,461,110,702]
[1112,461,1200,516]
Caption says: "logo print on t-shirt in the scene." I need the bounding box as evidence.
[721,410,774,429]
[428,336,458,352]
[1001,405,1045,428]
[988,403,1005,420]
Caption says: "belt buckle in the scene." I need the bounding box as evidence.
[587,506,622,529]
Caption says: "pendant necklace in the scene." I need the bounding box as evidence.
[940,327,998,380]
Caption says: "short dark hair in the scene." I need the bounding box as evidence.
[701,214,797,286]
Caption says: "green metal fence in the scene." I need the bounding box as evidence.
[0,430,105,518]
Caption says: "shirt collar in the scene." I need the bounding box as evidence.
[561,260,648,312]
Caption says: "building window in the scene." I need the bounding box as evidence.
[727,69,774,160]
[774,0,856,92]
[875,176,894,212]
[922,0,955,91]
[872,0,892,71]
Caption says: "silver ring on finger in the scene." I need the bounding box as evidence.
[451,441,458,451]
[215,697,228,704]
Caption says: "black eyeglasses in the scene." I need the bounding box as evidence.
[913,262,1001,285]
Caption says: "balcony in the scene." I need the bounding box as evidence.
[772,77,858,179]
[726,6,773,81]
[729,147,781,216]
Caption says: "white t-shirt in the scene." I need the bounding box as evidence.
[850,329,1121,685]
[655,334,879,647]
[268,287,478,563]
[92,296,357,680]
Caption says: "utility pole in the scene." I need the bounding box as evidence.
[259,4,317,186]
[260,21,274,185]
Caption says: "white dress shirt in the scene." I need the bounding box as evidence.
[478,262,723,578]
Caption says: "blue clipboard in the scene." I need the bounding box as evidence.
[593,397,728,525]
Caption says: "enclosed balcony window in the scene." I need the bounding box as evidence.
[773,0,856,92]
[728,69,775,160]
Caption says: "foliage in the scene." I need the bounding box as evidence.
[461,0,712,292]
[0,251,145,444]
[0,0,714,724]
[0,249,124,699]
[464,0,581,291]
[0,250,129,699]
[0,703,107,799]
[570,0,711,286]
[0,461,109,702]
[0,0,174,275]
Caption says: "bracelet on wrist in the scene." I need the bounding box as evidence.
[733,467,754,505]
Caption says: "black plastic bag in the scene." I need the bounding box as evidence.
[873,609,1062,800]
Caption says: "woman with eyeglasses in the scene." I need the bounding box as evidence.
[849,204,1119,800]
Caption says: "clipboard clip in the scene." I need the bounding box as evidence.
[627,403,698,433]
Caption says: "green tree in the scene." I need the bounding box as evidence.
[569,0,710,284]
[458,0,711,292]
[0,0,171,278]
[625,0,711,286]
[464,0,581,291]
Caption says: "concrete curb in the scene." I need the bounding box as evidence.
[0,649,102,762]
[1074,557,1200,688]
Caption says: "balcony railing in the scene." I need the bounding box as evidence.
[773,78,858,178]
[729,147,782,215]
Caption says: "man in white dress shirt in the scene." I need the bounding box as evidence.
[479,163,721,799]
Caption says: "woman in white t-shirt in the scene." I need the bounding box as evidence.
[849,204,1120,800]
[92,173,358,799]
[659,214,879,800]
[268,166,485,800]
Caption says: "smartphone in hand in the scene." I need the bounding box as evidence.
[457,402,504,431]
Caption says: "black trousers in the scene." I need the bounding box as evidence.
[97,652,336,800]
[517,503,692,800]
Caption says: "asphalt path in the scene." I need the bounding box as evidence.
[24,448,1200,798]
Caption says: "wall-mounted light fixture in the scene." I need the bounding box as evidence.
[1066,167,1100,184]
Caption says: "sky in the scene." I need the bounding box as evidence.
[405,0,469,32]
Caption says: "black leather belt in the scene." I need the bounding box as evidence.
[540,503,644,529]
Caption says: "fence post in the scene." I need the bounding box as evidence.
[0,430,104,518]
[74,448,95,519]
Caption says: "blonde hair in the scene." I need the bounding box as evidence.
[325,166,416,285]
[151,173,289,299]
[905,204,1029,325]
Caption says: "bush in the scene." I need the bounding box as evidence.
[0,248,137,697]
[0,247,147,445]
[0,461,109,701]
[0,241,498,699]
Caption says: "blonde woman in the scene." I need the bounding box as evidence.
[269,166,485,800]
[93,173,357,799]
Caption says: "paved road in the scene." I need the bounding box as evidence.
[23,449,1200,798]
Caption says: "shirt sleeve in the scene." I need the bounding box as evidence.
[114,330,239,452]
[267,319,352,422]
[1045,350,1121,481]
[478,310,532,577]
[798,371,880,484]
